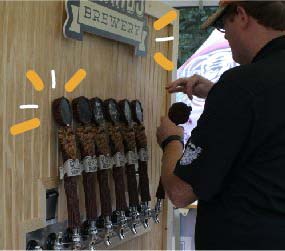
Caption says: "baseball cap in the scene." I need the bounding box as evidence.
[201,0,234,29]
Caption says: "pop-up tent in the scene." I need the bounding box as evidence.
[176,29,238,141]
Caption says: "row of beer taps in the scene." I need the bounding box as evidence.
[44,97,165,250]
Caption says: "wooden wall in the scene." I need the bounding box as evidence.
[0,1,176,249]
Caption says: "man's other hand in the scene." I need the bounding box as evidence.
[166,74,214,100]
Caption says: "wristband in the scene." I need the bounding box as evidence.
[160,135,184,151]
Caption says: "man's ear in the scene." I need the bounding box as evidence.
[236,6,250,30]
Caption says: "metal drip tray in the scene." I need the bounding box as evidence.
[26,220,151,250]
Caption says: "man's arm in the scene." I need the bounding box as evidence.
[161,141,198,208]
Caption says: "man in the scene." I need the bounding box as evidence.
[156,1,285,249]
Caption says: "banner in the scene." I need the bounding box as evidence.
[63,0,148,56]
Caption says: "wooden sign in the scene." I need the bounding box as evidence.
[63,0,148,56]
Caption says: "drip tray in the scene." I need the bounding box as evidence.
[26,220,152,250]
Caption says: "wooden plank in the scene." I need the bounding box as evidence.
[4,2,19,248]
[0,1,179,249]
[22,0,36,224]
[162,7,180,250]
[13,2,26,248]
[0,1,6,249]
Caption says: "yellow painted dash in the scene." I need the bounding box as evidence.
[10,118,41,136]
[154,52,174,71]
[26,70,45,91]
[65,69,86,93]
[154,10,177,31]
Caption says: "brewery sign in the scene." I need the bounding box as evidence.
[63,0,148,56]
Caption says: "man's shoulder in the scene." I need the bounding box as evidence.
[216,63,268,97]
[221,64,256,86]
[219,55,285,96]
[210,65,255,99]
[222,64,251,77]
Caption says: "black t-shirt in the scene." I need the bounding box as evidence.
[174,36,285,250]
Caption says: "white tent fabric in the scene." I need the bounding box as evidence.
[176,29,238,141]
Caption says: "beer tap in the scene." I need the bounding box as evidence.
[71,228,81,250]
[88,220,98,248]
[103,99,130,240]
[54,232,64,250]
[89,239,96,251]
[46,232,64,250]
[52,97,82,250]
[72,96,99,246]
[116,99,141,234]
[129,100,152,229]
[90,97,114,247]
[111,210,128,240]
[26,240,41,251]
[153,180,164,224]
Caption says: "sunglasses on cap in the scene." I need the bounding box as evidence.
[213,4,237,33]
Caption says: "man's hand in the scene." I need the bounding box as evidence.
[156,117,184,146]
[166,74,214,100]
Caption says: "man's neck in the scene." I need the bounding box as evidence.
[246,29,285,63]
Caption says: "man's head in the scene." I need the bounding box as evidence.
[202,1,285,64]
